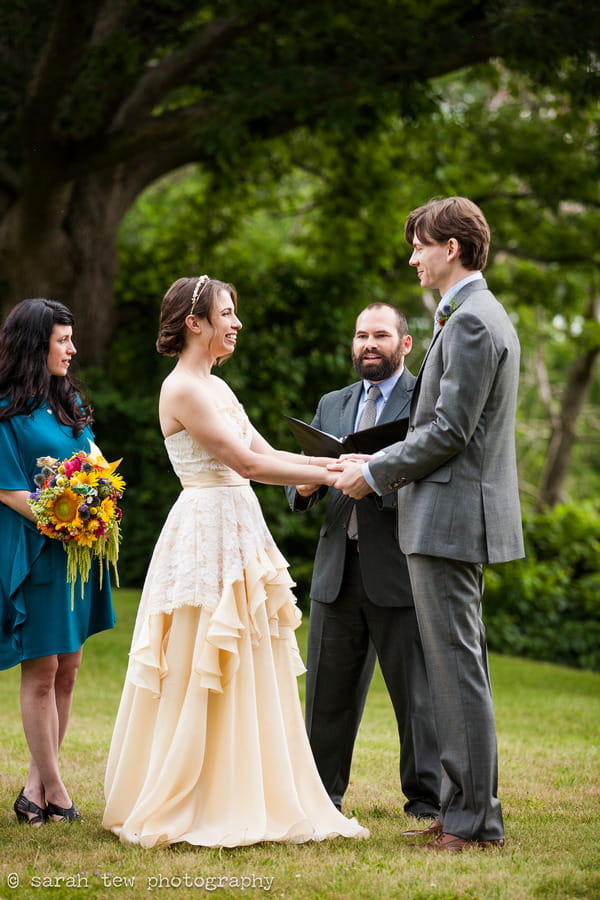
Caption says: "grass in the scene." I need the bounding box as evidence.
[0,588,598,900]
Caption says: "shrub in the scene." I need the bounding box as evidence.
[483,502,600,671]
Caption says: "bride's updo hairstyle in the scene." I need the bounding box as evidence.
[156,276,238,357]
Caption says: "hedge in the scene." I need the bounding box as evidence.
[483,502,600,672]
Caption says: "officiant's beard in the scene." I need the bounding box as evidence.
[352,345,404,382]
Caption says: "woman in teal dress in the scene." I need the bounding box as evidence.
[0,299,115,826]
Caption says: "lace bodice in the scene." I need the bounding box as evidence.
[164,404,251,486]
[134,399,280,618]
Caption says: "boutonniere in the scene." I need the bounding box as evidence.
[436,297,458,327]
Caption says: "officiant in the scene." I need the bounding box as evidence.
[286,303,440,822]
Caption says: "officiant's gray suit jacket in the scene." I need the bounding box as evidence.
[369,279,524,564]
[287,367,416,605]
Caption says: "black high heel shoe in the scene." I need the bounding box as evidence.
[46,800,82,823]
[14,788,48,826]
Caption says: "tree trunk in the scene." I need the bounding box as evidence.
[0,170,137,365]
[537,342,600,509]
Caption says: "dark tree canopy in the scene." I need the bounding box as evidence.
[1,0,598,361]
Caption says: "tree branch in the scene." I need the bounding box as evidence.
[20,0,100,153]
[93,9,499,179]
[68,101,218,178]
[535,347,558,424]
[110,6,281,132]
[538,343,600,507]
[90,0,138,44]
[0,161,19,196]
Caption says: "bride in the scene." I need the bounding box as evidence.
[103,275,368,848]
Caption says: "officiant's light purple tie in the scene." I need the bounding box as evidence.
[347,384,381,541]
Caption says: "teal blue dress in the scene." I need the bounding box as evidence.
[0,402,116,669]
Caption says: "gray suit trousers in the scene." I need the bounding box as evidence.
[406,554,504,841]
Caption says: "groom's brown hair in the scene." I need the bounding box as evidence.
[405,197,491,271]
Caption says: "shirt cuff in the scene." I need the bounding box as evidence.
[362,462,381,495]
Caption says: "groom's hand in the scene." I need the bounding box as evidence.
[328,460,373,499]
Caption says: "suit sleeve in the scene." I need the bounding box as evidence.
[369,310,500,493]
[285,397,330,512]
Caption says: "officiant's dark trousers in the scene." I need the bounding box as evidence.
[305,544,441,817]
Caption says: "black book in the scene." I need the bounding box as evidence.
[284,415,409,458]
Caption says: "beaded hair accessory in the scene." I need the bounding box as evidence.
[189,275,210,315]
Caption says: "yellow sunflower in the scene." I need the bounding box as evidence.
[70,470,100,489]
[98,498,116,523]
[107,472,126,493]
[48,489,81,526]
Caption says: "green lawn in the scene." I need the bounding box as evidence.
[0,588,598,900]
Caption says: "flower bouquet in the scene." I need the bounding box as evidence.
[28,441,125,606]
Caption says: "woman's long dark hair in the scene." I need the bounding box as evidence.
[0,298,93,436]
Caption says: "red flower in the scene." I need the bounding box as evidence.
[63,457,82,477]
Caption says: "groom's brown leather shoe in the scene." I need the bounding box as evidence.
[400,818,442,838]
[425,832,505,852]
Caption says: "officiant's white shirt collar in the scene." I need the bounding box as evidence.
[354,368,404,431]
[361,367,404,402]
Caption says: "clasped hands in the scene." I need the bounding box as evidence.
[327,453,373,498]
[297,453,373,499]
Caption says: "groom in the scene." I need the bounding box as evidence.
[332,197,524,851]
[287,303,440,821]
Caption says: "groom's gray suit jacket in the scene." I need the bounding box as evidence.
[369,278,524,564]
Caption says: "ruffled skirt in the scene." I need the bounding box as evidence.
[103,486,367,847]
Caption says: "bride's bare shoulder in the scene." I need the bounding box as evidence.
[208,374,239,405]
[161,368,205,397]
[160,371,238,418]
